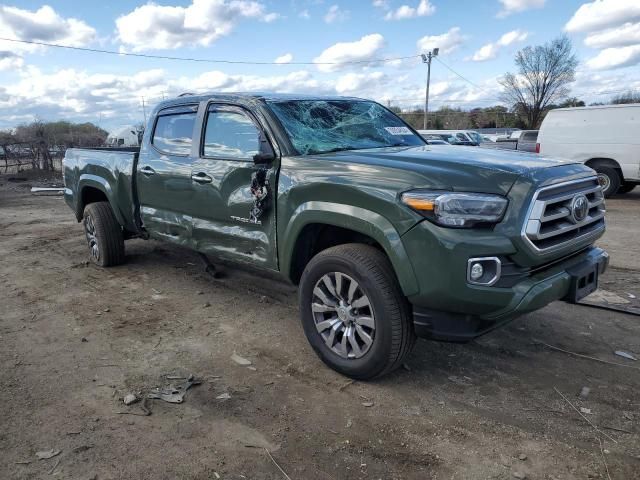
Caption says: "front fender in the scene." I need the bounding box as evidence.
[280,201,419,297]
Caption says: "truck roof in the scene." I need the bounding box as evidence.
[155,92,367,110]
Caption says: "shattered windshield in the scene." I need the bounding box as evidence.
[267,99,425,155]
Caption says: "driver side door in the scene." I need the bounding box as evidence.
[188,103,279,270]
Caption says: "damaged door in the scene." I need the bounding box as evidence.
[189,104,278,269]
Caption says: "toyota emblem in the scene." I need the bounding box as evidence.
[570,194,589,223]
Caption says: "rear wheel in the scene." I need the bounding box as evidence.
[299,244,415,380]
[618,182,636,194]
[593,166,621,198]
[82,201,125,267]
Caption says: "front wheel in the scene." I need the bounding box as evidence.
[299,244,415,380]
[594,166,621,198]
[82,201,125,267]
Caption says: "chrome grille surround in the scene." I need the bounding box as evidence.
[522,177,605,254]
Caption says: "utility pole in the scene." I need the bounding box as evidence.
[421,48,439,130]
[141,96,147,126]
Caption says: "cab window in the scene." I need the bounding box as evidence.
[202,109,260,160]
[152,111,197,155]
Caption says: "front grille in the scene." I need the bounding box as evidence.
[523,177,605,253]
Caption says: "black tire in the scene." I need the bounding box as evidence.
[299,244,415,380]
[82,201,125,267]
[593,165,621,198]
[618,182,636,194]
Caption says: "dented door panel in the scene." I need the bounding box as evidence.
[188,104,278,269]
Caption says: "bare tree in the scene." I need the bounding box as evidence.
[611,90,640,105]
[500,36,578,128]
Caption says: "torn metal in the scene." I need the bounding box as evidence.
[249,168,271,224]
[147,374,201,404]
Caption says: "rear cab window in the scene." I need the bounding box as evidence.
[152,105,198,155]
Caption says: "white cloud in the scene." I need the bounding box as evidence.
[416,27,465,55]
[565,0,640,33]
[0,5,96,54]
[299,9,310,19]
[314,33,385,72]
[497,0,545,18]
[584,22,640,49]
[335,71,388,94]
[0,51,23,71]
[116,0,278,51]
[471,29,528,61]
[324,4,349,23]
[384,0,435,20]
[586,44,640,70]
[566,1,640,71]
[274,53,293,64]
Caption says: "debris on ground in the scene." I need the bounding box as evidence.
[362,401,374,407]
[216,393,231,400]
[614,350,637,361]
[578,386,591,400]
[231,353,252,366]
[147,374,201,404]
[36,449,61,460]
[30,187,64,195]
[580,407,592,415]
[512,472,527,479]
[123,394,138,405]
[518,454,527,461]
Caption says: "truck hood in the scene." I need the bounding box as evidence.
[321,145,580,195]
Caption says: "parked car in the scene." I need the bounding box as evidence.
[420,134,451,145]
[63,93,608,379]
[418,130,478,146]
[516,130,539,153]
[480,130,538,153]
[537,104,640,197]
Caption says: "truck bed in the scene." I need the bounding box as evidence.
[63,147,141,234]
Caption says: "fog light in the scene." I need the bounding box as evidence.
[470,262,484,281]
[467,257,502,286]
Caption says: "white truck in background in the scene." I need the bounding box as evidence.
[537,104,640,197]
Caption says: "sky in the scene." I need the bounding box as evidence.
[0,0,639,131]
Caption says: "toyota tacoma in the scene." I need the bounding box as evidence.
[63,93,609,379]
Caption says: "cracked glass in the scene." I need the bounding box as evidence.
[267,99,425,155]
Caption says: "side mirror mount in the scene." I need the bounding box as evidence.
[253,135,275,165]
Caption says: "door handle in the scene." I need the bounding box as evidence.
[191,172,213,184]
[140,166,156,176]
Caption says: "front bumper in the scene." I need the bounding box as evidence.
[401,218,609,341]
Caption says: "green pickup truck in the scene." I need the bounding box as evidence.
[63,93,608,379]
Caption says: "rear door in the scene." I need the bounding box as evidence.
[136,104,199,243]
[188,103,279,270]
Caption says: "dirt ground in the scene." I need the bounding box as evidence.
[1,171,639,480]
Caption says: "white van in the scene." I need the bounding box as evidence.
[105,126,141,148]
[537,104,640,197]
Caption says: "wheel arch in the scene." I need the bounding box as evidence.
[76,175,125,227]
[281,202,419,297]
[585,158,624,180]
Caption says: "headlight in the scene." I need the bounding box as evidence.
[401,190,508,228]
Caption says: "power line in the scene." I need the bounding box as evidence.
[433,57,501,101]
[0,37,421,66]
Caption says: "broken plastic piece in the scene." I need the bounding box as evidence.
[36,449,61,460]
[147,374,201,404]
[614,350,637,361]
[231,353,252,366]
